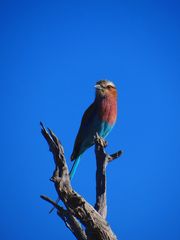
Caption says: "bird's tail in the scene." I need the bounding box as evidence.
[69,156,81,180]
[49,157,81,213]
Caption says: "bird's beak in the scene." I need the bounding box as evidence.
[94,84,103,90]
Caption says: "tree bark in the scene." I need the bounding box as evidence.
[40,122,122,240]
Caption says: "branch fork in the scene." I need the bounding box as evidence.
[40,122,123,240]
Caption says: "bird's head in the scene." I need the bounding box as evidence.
[95,80,117,98]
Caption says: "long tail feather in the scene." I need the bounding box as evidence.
[69,156,81,180]
[49,157,81,213]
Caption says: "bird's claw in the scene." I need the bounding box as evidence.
[95,133,107,147]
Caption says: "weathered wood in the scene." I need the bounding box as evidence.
[94,134,123,219]
[40,122,122,240]
[41,195,87,240]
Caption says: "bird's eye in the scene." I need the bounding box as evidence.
[107,85,111,89]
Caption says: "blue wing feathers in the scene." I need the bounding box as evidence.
[71,101,114,161]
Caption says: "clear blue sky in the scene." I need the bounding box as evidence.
[1,0,180,239]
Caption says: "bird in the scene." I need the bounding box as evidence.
[49,80,117,213]
[69,79,117,179]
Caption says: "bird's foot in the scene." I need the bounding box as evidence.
[95,133,108,148]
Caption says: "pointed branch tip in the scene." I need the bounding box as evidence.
[108,150,123,162]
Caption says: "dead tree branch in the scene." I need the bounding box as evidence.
[40,195,87,240]
[40,122,122,240]
[94,134,123,219]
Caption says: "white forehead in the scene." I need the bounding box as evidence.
[96,80,116,88]
[106,81,115,87]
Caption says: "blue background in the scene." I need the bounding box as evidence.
[1,0,180,239]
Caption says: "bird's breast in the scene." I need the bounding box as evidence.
[97,96,117,125]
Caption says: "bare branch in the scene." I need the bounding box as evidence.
[40,123,119,240]
[41,195,87,240]
[109,150,123,162]
[94,133,123,219]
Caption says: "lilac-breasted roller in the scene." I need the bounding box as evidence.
[69,80,117,179]
[50,80,117,213]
